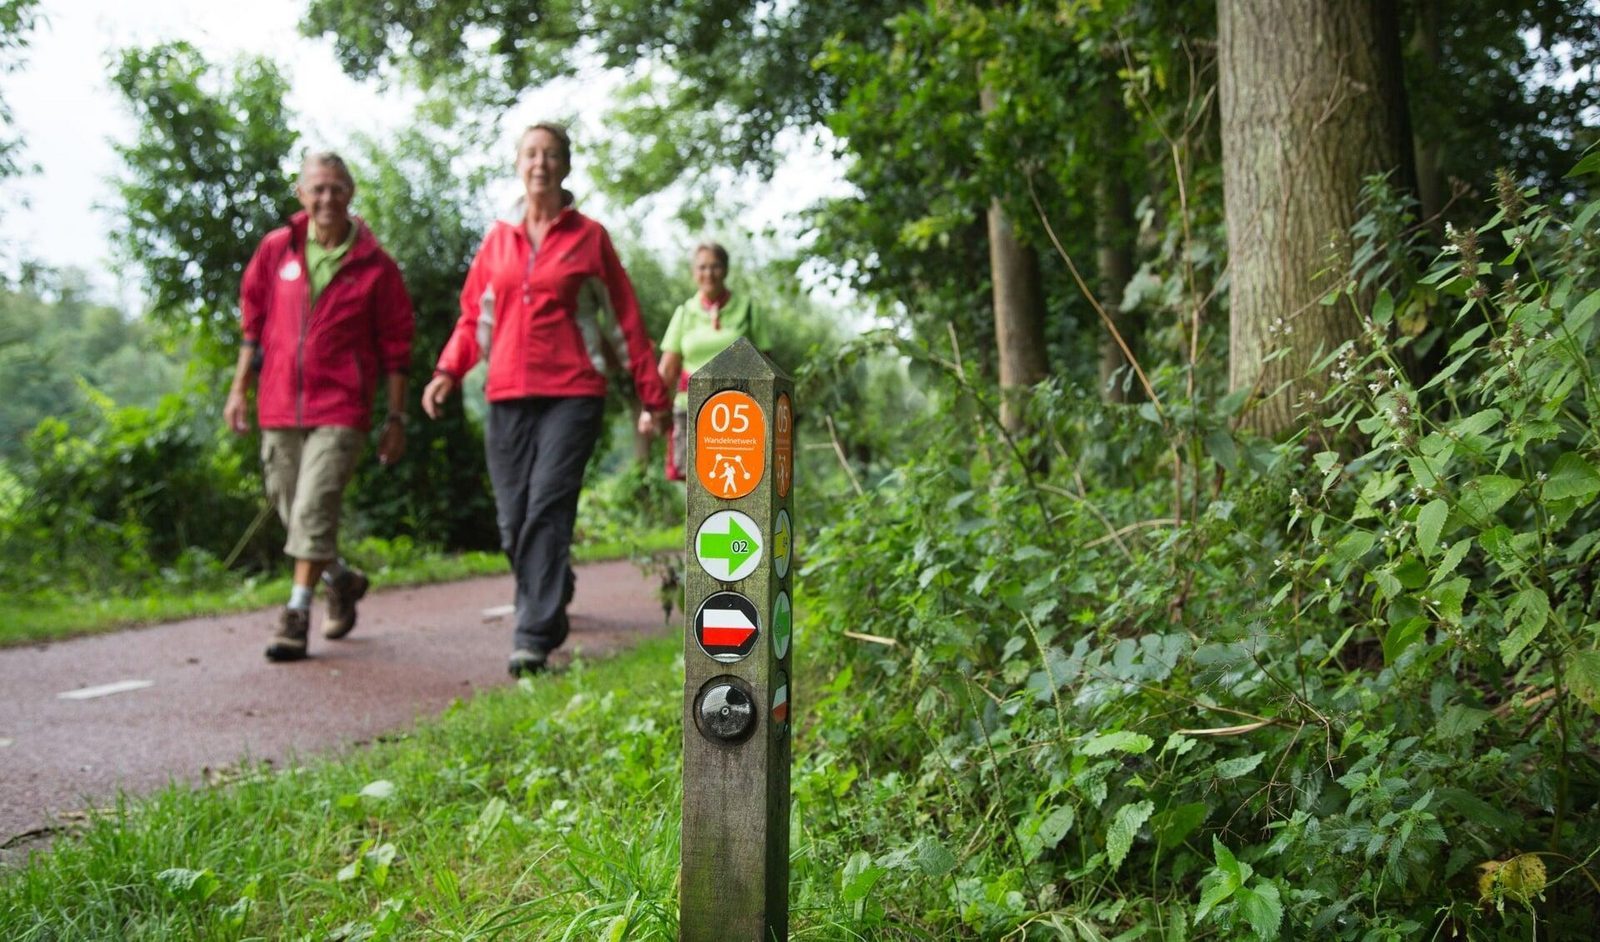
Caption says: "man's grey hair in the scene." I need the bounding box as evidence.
[297,150,355,192]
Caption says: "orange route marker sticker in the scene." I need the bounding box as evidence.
[696,390,766,500]
[774,393,793,499]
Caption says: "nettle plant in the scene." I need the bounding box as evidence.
[1283,172,1600,934]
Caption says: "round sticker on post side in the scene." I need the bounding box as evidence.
[695,510,764,582]
[771,508,791,580]
[771,671,790,735]
[694,591,761,663]
[771,591,792,660]
[774,393,793,499]
[696,390,766,500]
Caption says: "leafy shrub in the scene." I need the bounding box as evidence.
[792,182,1600,938]
[0,388,274,594]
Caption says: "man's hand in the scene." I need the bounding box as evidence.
[421,373,456,419]
[377,418,405,465]
[224,389,251,434]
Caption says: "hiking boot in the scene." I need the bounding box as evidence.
[323,568,370,640]
[508,648,548,677]
[265,607,310,662]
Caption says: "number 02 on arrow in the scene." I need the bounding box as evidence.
[695,509,764,582]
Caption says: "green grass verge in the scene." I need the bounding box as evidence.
[0,527,682,649]
[0,637,689,939]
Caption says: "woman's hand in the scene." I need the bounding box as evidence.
[636,409,656,435]
[421,373,456,419]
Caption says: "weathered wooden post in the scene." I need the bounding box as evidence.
[681,336,793,941]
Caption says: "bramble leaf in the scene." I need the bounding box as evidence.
[1215,753,1265,779]
[1457,475,1521,522]
[1544,453,1600,502]
[1080,730,1154,756]
[1416,499,1448,556]
[1238,881,1283,940]
[1498,588,1551,664]
[1106,800,1154,868]
[1568,650,1600,713]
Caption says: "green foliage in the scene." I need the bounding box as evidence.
[1404,0,1600,204]
[791,184,1600,937]
[110,41,298,366]
[0,268,185,462]
[301,0,906,185]
[338,121,502,551]
[0,0,38,218]
[0,387,272,596]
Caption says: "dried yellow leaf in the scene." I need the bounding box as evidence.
[1477,854,1547,905]
[1476,860,1502,903]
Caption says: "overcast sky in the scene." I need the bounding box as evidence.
[0,1,395,298]
[0,0,845,307]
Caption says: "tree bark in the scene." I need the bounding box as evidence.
[1219,0,1409,437]
[1096,85,1138,403]
[1408,0,1446,230]
[979,85,1049,433]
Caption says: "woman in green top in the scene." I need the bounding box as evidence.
[640,241,770,479]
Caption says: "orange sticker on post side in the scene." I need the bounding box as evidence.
[696,390,766,499]
[774,393,793,499]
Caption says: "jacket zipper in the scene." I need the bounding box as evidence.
[295,244,311,427]
[296,239,355,424]
[522,231,538,307]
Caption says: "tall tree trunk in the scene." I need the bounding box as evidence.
[1096,85,1138,403]
[1219,0,1409,437]
[979,85,1049,433]
[1408,0,1446,230]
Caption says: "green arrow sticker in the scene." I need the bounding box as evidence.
[772,591,791,660]
[772,508,791,579]
[696,510,764,582]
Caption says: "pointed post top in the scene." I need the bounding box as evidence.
[696,335,789,384]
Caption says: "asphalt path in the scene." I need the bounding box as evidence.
[0,560,670,859]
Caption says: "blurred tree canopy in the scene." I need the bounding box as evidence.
[298,0,1599,406]
[0,0,38,209]
[109,41,300,367]
[0,268,184,462]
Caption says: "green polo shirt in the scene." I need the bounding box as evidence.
[306,221,358,305]
[661,292,769,408]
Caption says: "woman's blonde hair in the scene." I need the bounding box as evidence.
[520,122,572,163]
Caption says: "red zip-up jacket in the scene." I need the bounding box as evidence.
[434,205,670,413]
[240,211,415,430]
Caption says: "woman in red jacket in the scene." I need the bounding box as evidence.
[422,123,671,676]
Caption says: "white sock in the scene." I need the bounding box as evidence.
[288,584,314,610]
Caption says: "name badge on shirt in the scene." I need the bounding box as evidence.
[280,260,302,281]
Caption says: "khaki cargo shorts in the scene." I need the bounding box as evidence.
[261,426,365,561]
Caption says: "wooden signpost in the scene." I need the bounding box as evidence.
[681,337,793,942]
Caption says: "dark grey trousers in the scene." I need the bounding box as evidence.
[485,396,606,653]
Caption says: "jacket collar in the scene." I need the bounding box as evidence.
[288,210,377,261]
[500,189,578,226]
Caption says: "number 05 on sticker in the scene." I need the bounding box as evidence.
[695,390,766,500]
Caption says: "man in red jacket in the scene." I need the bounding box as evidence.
[224,151,415,662]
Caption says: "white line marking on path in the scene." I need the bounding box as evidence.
[57,680,154,700]
[0,738,12,748]
[482,604,515,620]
